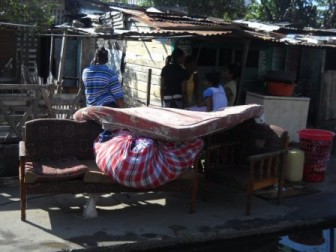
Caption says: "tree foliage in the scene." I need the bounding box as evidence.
[138,0,246,20]
[317,0,336,28]
[245,0,336,28]
[245,0,318,27]
[0,0,58,27]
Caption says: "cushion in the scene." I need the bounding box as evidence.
[73,104,263,142]
[25,156,88,183]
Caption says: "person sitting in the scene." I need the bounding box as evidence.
[190,70,228,112]
[82,47,125,108]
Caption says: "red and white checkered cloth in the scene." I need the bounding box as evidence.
[94,130,204,188]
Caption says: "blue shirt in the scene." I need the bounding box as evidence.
[203,85,228,111]
[82,64,124,106]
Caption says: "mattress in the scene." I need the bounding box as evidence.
[73,104,263,142]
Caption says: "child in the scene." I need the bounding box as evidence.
[190,70,228,112]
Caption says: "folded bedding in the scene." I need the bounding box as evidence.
[94,129,204,188]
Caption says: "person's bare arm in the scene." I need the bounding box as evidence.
[193,73,200,105]
[160,77,165,105]
[116,98,125,108]
[205,96,213,112]
[181,80,188,108]
[224,86,233,103]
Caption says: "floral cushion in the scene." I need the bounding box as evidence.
[25,156,88,183]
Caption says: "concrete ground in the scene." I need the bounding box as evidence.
[1,154,336,252]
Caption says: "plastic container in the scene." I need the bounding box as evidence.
[265,70,296,83]
[266,81,295,96]
[298,129,335,182]
[286,148,305,182]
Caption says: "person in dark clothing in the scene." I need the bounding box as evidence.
[160,48,188,109]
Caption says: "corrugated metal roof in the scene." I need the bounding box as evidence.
[234,20,336,47]
[47,5,336,48]
[112,6,238,31]
[117,30,232,37]
[52,26,232,39]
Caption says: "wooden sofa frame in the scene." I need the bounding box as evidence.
[19,118,200,221]
[205,123,289,215]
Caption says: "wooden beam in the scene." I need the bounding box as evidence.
[235,39,250,105]
[57,32,68,93]
[318,48,326,124]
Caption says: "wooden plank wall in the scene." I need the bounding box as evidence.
[123,39,172,107]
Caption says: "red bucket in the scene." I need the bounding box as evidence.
[298,129,335,182]
[299,129,335,141]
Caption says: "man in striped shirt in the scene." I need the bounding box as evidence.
[82,47,125,108]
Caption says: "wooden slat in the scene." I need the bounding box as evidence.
[0,84,54,140]
[0,100,21,137]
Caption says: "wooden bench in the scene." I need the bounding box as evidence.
[19,118,200,221]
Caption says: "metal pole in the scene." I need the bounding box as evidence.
[57,31,68,93]
[48,35,54,84]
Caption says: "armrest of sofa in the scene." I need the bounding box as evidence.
[247,149,288,187]
[19,141,26,158]
[19,141,27,181]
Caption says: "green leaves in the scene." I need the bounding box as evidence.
[245,0,336,28]
[0,0,59,28]
[138,0,246,20]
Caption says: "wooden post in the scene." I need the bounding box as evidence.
[19,32,24,83]
[317,48,326,124]
[57,32,68,93]
[235,39,250,105]
[77,37,83,89]
[146,68,152,106]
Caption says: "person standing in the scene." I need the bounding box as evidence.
[160,48,188,109]
[82,47,125,108]
[224,64,240,106]
[184,55,200,108]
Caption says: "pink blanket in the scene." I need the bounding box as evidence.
[73,104,263,142]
